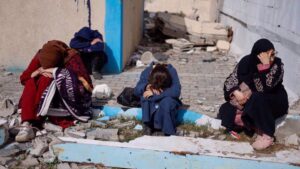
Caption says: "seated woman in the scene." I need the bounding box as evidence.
[16,40,93,142]
[218,39,289,150]
[134,62,181,136]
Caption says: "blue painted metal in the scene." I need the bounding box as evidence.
[99,105,203,124]
[54,143,300,169]
[104,0,123,73]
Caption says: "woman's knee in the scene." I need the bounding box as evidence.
[159,97,177,107]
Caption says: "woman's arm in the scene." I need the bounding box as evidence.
[134,68,151,97]
[20,53,41,85]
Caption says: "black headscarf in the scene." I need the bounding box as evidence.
[249,38,275,67]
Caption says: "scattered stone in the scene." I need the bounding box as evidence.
[0,165,6,169]
[133,124,143,131]
[216,40,230,51]
[30,137,48,157]
[36,129,47,137]
[42,151,56,163]
[217,134,227,140]
[70,163,80,169]
[113,121,135,129]
[136,60,145,68]
[21,155,39,167]
[0,99,16,117]
[86,128,119,141]
[0,142,32,157]
[107,119,120,126]
[188,131,199,138]
[0,157,13,166]
[43,122,63,132]
[91,120,107,128]
[178,58,188,65]
[206,46,217,52]
[57,163,71,169]
[284,134,299,146]
[64,128,86,138]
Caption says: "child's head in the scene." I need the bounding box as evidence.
[148,64,172,90]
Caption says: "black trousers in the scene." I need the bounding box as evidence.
[218,88,288,136]
[80,51,108,74]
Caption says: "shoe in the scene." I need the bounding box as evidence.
[251,134,274,150]
[15,122,35,142]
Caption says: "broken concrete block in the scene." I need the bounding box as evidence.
[70,163,80,169]
[42,151,56,163]
[64,128,86,139]
[92,84,112,100]
[284,134,299,146]
[21,155,39,167]
[0,157,13,166]
[86,128,119,141]
[30,137,48,157]
[57,163,71,169]
[43,122,63,132]
[206,46,217,52]
[0,99,16,117]
[216,40,230,51]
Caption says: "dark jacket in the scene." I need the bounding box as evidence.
[70,27,104,53]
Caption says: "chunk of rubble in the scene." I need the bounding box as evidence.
[216,40,230,51]
[57,163,71,169]
[284,134,299,146]
[30,137,49,157]
[43,122,63,132]
[64,128,86,139]
[86,128,119,141]
[92,84,112,100]
[0,99,16,117]
[20,155,39,167]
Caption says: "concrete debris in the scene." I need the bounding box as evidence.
[3,72,13,76]
[21,155,39,167]
[216,40,230,51]
[42,151,56,163]
[70,163,80,169]
[166,38,194,52]
[0,142,32,157]
[284,134,299,146]
[136,60,145,68]
[141,51,157,65]
[91,120,107,128]
[30,137,48,157]
[0,99,16,117]
[57,163,72,169]
[113,121,135,129]
[64,128,86,139]
[86,128,119,141]
[43,122,63,132]
[92,84,112,100]
[206,46,217,52]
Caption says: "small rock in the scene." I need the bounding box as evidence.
[196,100,204,105]
[43,122,63,132]
[203,56,216,62]
[57,163,71,169]
[216,40,230,51]
[64,128,86,138]
[284,134,299,146]
[136,60,145,68]
[217,134,227,140]
[86,128,119,141]
[70,163,80,169]
[30,137,48,157]
[206,46,217,52]
[133,124,143,131]
[42,151,56,163]
[0,157,13,166]
[36,129,47,136]
[107,119,120,125]
[188,131,199,138]
[91,120,107,128]
[141,51,157,65]
[21,155,39,167]
[0,165,6,169]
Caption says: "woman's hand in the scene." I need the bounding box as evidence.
[258,52,271,64]
[152,88,163,95]
[233,90,247,105]
[91,38,102,45]
[41,68,54,78]
[143,90,153,98]
[30,67,43,78]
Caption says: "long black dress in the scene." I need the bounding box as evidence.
[218,48,288,137]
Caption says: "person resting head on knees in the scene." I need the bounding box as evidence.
[218,38,288,150]
[134,62,181,136]
[16,40,93,142]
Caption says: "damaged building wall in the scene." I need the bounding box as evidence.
[0,0,105,69]
[123,0,144,67]
[145,0,219,22]
[219,0,300,97]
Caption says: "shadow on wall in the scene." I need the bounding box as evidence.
[102,43,121,74]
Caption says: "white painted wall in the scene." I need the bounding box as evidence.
[219,0,300,97]
[0,0,105,69]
